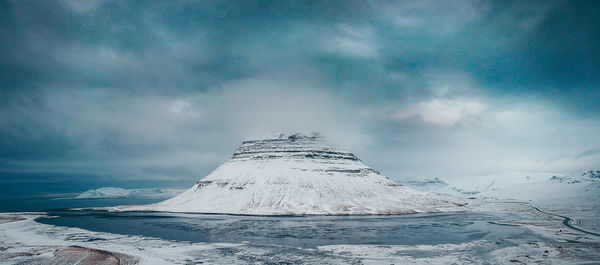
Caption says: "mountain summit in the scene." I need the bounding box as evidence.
[115,133,463,215]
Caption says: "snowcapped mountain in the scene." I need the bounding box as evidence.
[113,133,464,215]
[76,187,184,199]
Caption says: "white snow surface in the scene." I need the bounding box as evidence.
[113,133,463,215]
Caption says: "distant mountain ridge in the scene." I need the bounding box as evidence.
[398,170,600,202]
[76,187,184,199]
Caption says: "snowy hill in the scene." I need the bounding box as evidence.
[113,133,464,215]
[400,170,600,202]
[482,171,600,202]
[76,187,184,199]
[396,177,451,194]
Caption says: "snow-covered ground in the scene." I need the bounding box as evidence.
[0,213,242,265]
[112,133,464,215]
[398,170,600,234]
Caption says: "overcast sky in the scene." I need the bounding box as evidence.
[1,0,599,196]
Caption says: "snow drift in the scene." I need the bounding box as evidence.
[113,133,464,215]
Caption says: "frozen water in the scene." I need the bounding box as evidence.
[36,210,536,248]
[2,202,599,264]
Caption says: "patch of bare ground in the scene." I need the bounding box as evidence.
[0,245,138,265]
[490,242,600,264]
[0,216,26,224]
[550,242,600,262]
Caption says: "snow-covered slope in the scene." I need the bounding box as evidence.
[401,170,600,202]
[481,171,600,202]
[114,133,464,215]
[447,172,560,196]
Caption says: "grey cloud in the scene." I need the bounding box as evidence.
[0,0,599,195]
[575,148,600,159]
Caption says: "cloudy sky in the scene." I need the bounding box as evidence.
[1,0,599,196]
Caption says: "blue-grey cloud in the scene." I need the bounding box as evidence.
[0,0,599,196]
[575,148,600,159]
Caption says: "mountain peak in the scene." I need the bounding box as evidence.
[115,134,464,215]
[243,132,323,142]
[234,132,353,162]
